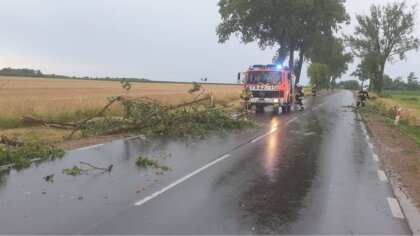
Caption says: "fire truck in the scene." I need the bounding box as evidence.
[240,64,295,113]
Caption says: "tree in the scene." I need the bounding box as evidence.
[216,0,349,84]
[382,74,394,90]
[307,35,353,88]
[307,63,331,89]
[337,80,360,90]
[347,1,419,93]
[407,72,419,89]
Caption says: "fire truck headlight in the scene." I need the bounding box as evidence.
[276,64,282,70]
[273,99,279,103]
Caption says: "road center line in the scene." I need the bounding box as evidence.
[377,170,389,182]
[251,128,277,143]
[134,154,231,206]
[285,117,298,126]
[77,144,104,151]
[387,197,405,219]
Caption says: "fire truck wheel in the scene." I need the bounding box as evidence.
[281,106,286,114]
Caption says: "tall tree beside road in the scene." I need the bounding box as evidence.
[347,1,419,93]
[307,63,331,89]
[216,0,348,85]
[307,35,353,88]
[351,53,380,89]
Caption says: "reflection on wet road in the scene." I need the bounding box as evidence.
[0,90,412,235]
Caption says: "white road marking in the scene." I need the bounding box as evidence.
[387,197,405,219]
[251,128,278,143]
[372,154,380,162]
[365,135,370,141]
[368,142,374,149]
[134,154,231,206]
[77,144,104,151]
[377,170,389,182]
[125,135,144,141]
[251,116,298,144]
[285,117,298,126]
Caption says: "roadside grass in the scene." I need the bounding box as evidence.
[363,98,420,145]
[0,117,22,130]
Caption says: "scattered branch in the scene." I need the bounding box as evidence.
[79,161,113,172]
[0,135,24,147]
[68,96,123,138]
[21,116,82,130]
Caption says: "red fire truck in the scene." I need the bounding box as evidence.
[241,64,295,113]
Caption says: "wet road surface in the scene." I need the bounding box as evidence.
[0,90,412,234]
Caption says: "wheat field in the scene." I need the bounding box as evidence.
[0,76,242,122]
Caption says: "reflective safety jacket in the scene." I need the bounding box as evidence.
[295,90,304,100]
[358,91,369,101]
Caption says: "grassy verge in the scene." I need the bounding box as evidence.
[0,140,65,168]
[362,95,420,145]
[0,117,22,130]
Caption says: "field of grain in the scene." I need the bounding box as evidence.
[379,90,420,125]
[0,76,242,129]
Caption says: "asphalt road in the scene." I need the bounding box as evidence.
[0,90,412,235]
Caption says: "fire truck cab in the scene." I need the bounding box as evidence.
[242,64,294,113]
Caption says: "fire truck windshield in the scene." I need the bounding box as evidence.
[245,71,281,84]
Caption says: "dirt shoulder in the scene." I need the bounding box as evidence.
[363,112,420,210]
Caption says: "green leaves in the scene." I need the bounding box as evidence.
[120,79,132,92]
[62,166,83,176]
[347,1,419,93]
[43,174,54,182]
[0,141,65,168]
[307,63,331,90]
[216,0,349,83]
[188,82,202,94]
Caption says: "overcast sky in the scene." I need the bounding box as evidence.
[0,0,419,84]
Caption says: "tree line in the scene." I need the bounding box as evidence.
[0,67,151,83]
[336,72,419,91]
[383,72,419,91]
[216,0,419,93]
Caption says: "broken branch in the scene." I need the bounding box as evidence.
[21,116,82,130]
[68,96,123,138]
[0,135,24,147]
[79,161,113,172]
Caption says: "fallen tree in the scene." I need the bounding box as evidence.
[17,81,251,140]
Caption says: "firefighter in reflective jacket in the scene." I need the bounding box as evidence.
[295,85,305,111]
[357,89,369,108]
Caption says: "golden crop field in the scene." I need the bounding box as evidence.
[0,76,242,122]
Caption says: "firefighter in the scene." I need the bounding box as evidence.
[295,84,305,111]
[356,88,370,108]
